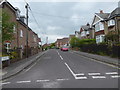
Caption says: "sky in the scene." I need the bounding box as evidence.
[7,0,119,44]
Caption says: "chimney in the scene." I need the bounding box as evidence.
[20,15,25,23]
[86,23,90,26]
[100,10,104,14]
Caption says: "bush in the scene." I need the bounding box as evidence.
[10,51,18,59]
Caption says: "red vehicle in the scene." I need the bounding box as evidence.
[61,46,69,51]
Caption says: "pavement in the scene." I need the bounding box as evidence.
[1,51,46,81]
[1,49,119,88]
[73,50,120,67]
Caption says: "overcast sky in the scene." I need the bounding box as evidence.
[7,0,119,44]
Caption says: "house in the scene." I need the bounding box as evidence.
[107,6,120,43]
[55,38,69,48]
[1,0,41,58]
[79,23,91,39]
[75,31,81,39]
[92,10,110,43]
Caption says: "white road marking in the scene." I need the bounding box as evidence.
[75,76,87,80]
[2,82,11,85]
[92,76,106,79]
[106,72,118,75]
[57,51,64,60]
[88,73,101,75]
[75,73,85,76]
[16,80,31,83]
[111,75,120,78]
[60,55,63,60]
[56,78,69,81]
[25,62,37,72]
[36,80,50,82]
[64,62,76,77]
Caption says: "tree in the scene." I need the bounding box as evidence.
[2,11,15,43]
[70,37,80,48]
[70,37,96,48]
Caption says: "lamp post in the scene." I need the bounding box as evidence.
[25,3,29,58]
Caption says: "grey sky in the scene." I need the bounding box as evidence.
[8,0,119,44]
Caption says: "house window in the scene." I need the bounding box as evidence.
[21,45,23,49]
[108,19,115,27]
[13,25,16,33]
[96,35,105,43]
[95,22,104,32]
[99,22,104,30]
[95,23,100,32]
[20,30,23,37]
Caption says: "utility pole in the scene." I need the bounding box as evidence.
[46,37,48,44]
[25,3,29,58]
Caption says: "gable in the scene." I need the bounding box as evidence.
[92,15,101,26]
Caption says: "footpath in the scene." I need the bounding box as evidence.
[73,50,120,67]
[0,51,46,81]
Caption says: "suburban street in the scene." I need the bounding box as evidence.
[2,49,119,88]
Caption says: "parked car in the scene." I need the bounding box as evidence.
[61,46,69,51]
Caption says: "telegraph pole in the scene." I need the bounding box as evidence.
[25,3,29,58]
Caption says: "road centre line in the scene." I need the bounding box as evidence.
[60,55,63,60]
[16,80,31,83]
[57,51,64,60]
[64,62,76,77]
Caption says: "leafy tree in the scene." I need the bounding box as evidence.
[2,11,15,43]
[70,37,80,48]
[70,37,96,48]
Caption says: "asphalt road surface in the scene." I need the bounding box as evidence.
[2,49,120,88]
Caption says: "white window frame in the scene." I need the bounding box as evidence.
[96,34,105,43]
[108,19,115,27]
[13,25,16,33]
[20,30,23,37]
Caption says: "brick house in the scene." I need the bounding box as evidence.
[79,23,91,39]
[75,31,81,39]
[1,0,41,58]
[56,38,69,48]
[107,6,120,42]
[92,10,110,43]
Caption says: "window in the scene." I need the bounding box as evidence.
[20,30,23,37]
[96,35,105,43]
[95,23,100,32]
[21,45,23,49]
[13,25,16,33]
[99,22,104,30]
[95,22,104,32]
[108,19,115,26]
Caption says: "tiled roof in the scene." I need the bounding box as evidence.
[95,13,110,19]
[81,25,90,31]
[109,7,120,18]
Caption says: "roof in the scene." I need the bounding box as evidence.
[81,25,90,31]
[75,31,80,34]
[109,7,120,18]
[95,13,110,19]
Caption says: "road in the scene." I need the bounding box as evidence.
[2,49,119,88]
